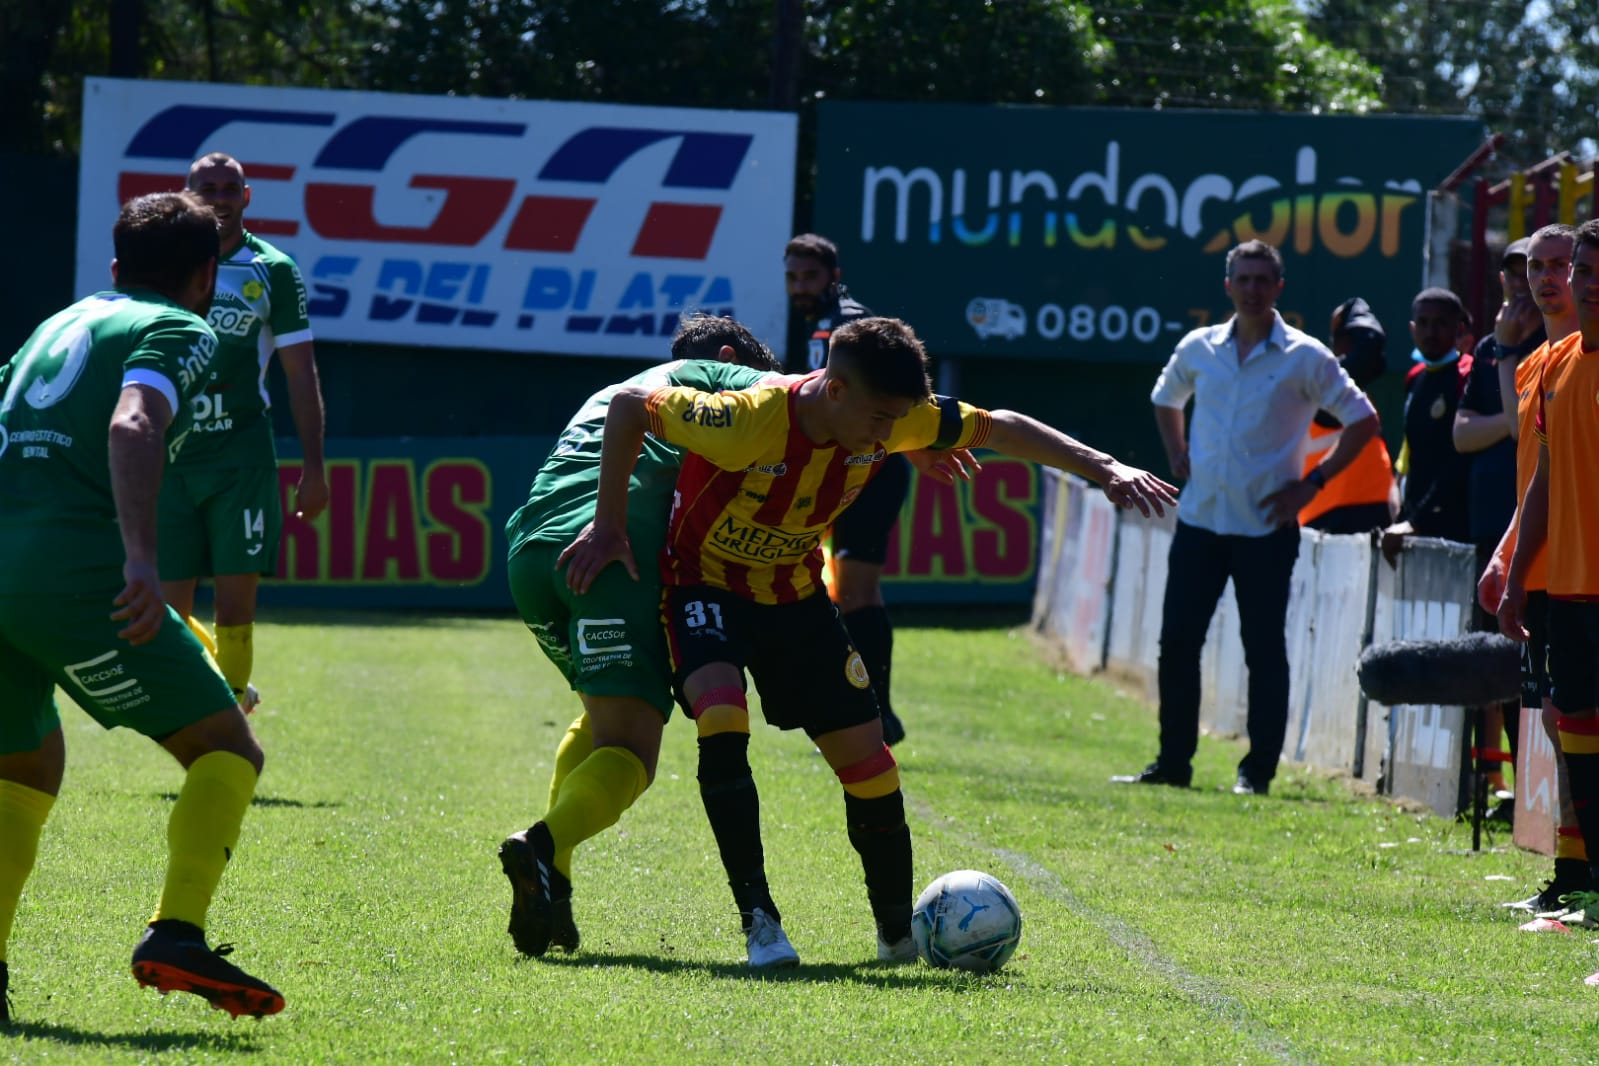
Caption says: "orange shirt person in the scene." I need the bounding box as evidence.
[1497,221,1599,985]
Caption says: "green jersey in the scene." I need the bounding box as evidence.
[505,360,777,554]
[0,290,218,594]
[172,229,312,468]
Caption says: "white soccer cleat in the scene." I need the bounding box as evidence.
[236,684,261,715]
[877,932,918,965]
[745,908,799,969]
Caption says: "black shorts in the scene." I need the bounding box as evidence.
[831,454,911,566]
[1521,589,1550,706]
[1546,598,1599,713]
[663,584,879,736]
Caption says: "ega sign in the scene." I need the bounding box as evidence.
[815,102,1482,363]
[76,78,796,358]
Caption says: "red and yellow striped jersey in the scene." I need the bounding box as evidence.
[644,371,993,603]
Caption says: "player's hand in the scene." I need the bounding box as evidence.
[1494,281,1541,348]
[112,559,166,646]
[1477,553,1507,615]
[1165,449,1191,481]
[1261,479,1317,527]
[294,464,330,520]
[1101,462,1178,518]
[1497,578,1529,642]
[904,447,981,485]
[1379,521,1413,568]
[558,520,638,594]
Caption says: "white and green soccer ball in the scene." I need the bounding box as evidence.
[911,869,1022,973]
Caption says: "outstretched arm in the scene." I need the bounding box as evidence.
[985,409,1177,517]
[558,385,650,593]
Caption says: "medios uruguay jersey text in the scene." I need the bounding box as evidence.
[646,371,992,604]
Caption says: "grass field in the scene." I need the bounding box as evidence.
[3,607,1596,1064]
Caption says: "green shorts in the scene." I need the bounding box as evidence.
[158,465,283,580]
[507,542,675,718]
[0,592,237,754]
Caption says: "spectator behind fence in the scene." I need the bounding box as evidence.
[1115,240,1378,796]
[1382,287,1474,564]
[1300,298,1398,534]
[1456,239,1546,804]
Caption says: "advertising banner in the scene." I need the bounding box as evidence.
[77,78,796,357]
[262,438,1040,609]
[815,102,1482,362]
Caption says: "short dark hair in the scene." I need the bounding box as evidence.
[1529,222,1576,247]
[826,317,932,401]
[784,233,840,272]
[1574,219,1599,256]
[1225,240,1283,280]
[1411,286,1465,319]
[187,151,244,186]
[114,192,220,295]
[669,313,780,372]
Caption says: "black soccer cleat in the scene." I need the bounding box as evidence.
[131,920,284,1019]
[498,822,570,957]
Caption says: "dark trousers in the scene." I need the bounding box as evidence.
[1156,520,1301,783]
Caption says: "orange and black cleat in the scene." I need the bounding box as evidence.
[131,920,284,1019]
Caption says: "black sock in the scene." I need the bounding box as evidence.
[843,789,913,940]
[698,732,777,926]
[843,605,895,719]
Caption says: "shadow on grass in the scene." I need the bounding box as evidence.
[155,792,338,810]
[528,951,953,988]
[3,1020,262,1053]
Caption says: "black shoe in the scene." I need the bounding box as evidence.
[499,822,570,957]
[1110,762,1191,788]
[1232,774,1270,796]
[131,920,285,1018]
[880,709,906,747]
[1,960,10,1027]
[1485,797,1515,826]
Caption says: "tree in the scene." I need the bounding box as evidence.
[1310,0,1599,162]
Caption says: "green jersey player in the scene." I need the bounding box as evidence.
[0,192,283,1022]
[158,152,328,713]
[496,315,782,959]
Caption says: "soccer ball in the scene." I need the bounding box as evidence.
[911,869,1022,973]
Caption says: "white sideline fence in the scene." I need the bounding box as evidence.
[1031,471,1478,817]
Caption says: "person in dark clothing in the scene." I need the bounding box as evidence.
[783,234,910,746]
[1456,239,1546,808]
[1382,287,1474,558]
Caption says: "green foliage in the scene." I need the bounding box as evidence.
[1091,0,1381,112]
[1310,0,1599,161]
[2,610,1595,1064]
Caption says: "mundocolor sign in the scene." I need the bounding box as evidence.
[815,102,1482,362]
[77,78,796,357]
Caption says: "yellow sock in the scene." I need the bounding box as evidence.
[153,751,257,928]
[541,747,648,865]
[214,623,254,699]
[545,714,593,877]
[0,781,54,963]
[186,616,218,660]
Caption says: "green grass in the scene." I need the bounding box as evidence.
[5,608,1597,1064]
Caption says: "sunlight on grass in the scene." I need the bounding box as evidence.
[1,609,1588,1064]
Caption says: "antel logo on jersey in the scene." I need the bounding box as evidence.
[114,107,753,261]
[576,618,632,656]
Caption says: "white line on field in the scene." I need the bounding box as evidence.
[910,796,1314,1066]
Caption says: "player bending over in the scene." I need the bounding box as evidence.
[561,316,1175,966]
